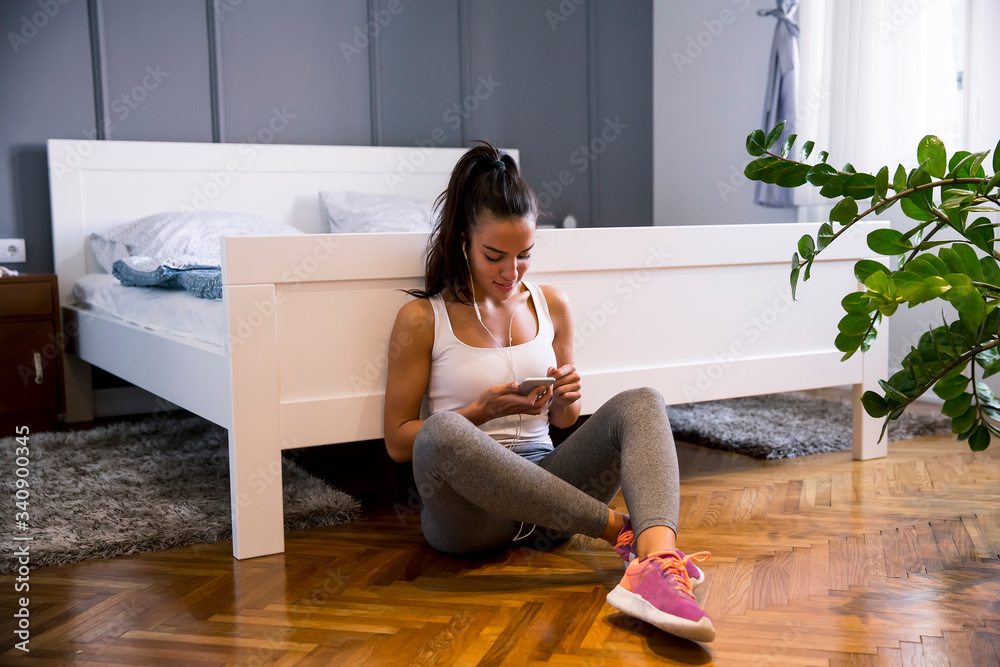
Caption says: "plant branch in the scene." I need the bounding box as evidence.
[973,281,1000,294]
[888,339,1000,413]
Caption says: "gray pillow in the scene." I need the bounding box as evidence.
[89,211,303,273]
[319,191,435,233]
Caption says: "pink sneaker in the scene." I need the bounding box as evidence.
[613,520,706,589]
[607,550,715,643]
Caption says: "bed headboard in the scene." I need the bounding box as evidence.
[47,139,517,305]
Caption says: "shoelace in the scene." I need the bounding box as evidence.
[615,528,635,550]
[648,550,712,599]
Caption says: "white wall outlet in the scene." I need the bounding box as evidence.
[0,238,26,263]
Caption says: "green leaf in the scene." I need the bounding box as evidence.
[843,162,857,174]
[861,391,891,418]
[875,166,889,199]
[941,392,972,418]
[791,253,800,299]
[917,135,947,178]
[969,424,990,451]
[949,151,986,179]
[977,348,1000,378]
[981,171,1000,195]
[801,140,815,160]
[952,405,978,435]
[934,372,970,400]
[994,137,1000,174]
[970,151,989,178]
[798,234,815,259]
[976,381,1000,408]
[835,332,864,355]
[952,244,984,282]
[908,158,932,189]
[746,129,767,157]
[949,150,971,176]
[817,222,835,251]
[910,275,950,303]
[780,133,797,158]
[844,173,877,199]
[901,196,937,222]
[830,197,858,226]
[820,174,851,199]
[941,278,987,331]
[904,257,936,278]
[879,379,910,403]
[893,164,907,192]
[980,255,1000,287]
[922,253,951,277]
[841,291,872,313]
[867,228,913,255]
[965,217,996,254]
[819,150,829,164]
[807,162,839,187]
[744,156,778,180]
[854,259,890,283]
[773,163,811,188]
[839,313,873,336]
[937,247,966,275]
[764,121,786,150]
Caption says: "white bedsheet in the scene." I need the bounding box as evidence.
[72,273,226,348]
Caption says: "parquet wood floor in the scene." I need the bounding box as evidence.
[2,425,998,665]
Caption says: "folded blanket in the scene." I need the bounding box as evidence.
[112,256,223,300]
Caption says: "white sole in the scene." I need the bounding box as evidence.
[606,585,716,643]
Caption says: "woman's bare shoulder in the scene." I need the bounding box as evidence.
[538,284,571,312]
[393,297,436,340]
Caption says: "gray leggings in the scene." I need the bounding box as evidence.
[412,387,680,555]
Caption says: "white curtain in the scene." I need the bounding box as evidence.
[795,0,960,216]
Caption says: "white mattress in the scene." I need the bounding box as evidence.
[72,273,226,348]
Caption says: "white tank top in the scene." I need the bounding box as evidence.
[426,280,557,447]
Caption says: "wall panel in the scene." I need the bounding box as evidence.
[594,0,653,227]
[375,0,463,148]
[100,0,213,142]
[0,0,97,273]
[465,0,591,227]
[217,0,371,146]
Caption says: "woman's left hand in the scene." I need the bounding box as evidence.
[547,364,581,407]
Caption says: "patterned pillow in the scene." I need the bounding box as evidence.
[89,211,304,273]
[319,191,436,233]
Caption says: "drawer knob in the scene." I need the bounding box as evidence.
[33,352,43,385]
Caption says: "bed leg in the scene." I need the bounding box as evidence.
[62,354,94,423]
[852,314,889,460]
[60,308,94,423]
[226,284,285,559]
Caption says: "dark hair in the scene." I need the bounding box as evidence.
[405,140,537,304]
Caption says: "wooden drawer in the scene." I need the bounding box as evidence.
[0,280,53,317]
[0,321,61,414]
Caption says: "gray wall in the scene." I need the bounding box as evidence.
[653,0,798,225]
[0,0,653,274]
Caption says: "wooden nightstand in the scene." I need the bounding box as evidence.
[0,273,66,431]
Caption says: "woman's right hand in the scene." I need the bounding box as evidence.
[460,382,552,426]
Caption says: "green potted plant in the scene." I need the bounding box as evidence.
[743,122,1000,451]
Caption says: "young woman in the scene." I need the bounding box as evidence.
[382,141,715,643]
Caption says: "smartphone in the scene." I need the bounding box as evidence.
[516,377,555,396]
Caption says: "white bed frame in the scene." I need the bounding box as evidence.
[48,139,889,560]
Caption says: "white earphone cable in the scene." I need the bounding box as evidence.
[466,245,521,446]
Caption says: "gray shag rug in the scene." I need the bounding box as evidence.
[0,414,361,571]
[666,391,953,460]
